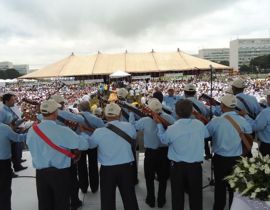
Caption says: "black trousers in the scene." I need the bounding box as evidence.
[100,162,139,210]
[0,159,12,210]
[213,154,240,210]
[144,148,170,203]
[11,142,23,169]
[259,142,270,156]
[69,163,80,206]
[78,148,99,193]
[36,167,71,210]
[170,161,202,210]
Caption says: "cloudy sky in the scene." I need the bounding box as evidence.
[0,0,269,69]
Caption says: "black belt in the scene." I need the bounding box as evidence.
[260,141,270,145]
[36,167,69,172]
[171,160,202,166]
[101,162,133,168]
[0,159,11,163]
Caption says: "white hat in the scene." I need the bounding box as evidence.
[117,88,128,99]
[148,98,162,113]
[184,84,196,92]
[50,95,67,103]
[231,78,246,88]
[221,94,237,108]
[40,99,61,114]
[105,103,121,116]
[225,87,233,94]
[94,107,103,116]
[263,89,270,95]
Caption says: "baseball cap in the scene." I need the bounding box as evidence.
[263,89,270,95]
[40,99,61,114]
[225,87,233,94]
[105,103,121,116]
[231,78,246,88]
[221,94,237,108]
[50,95,67,104]
[117,88,129,99]
[148,98,162,113]
[184,84,196,92]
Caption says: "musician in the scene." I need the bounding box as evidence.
[163,88,181,118]
[116,88,129,121]
[77,101,105,194]
[153,91,174,116]
[155,99,209,210]
[183,84,210,118]
[26,99,90,210]
[1,93,27,173]
[206,94,252,210]
[0,118,26,210]
[50,94,85,209]
[231,78,261,119]
[244,89,270,156]
[129,98,175,208]
[89,103,139,210]
[183,84,211,159]
[116,87,139,184]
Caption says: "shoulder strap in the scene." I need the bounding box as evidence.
[236,96,254,118]
[224,115,253,152]
[192,102,203,114]
[106,123,134,148]
[32,124,76,159]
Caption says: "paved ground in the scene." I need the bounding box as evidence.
[12,152,216,210]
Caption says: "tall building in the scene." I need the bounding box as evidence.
[13,64,29,75]
[230,38,270,71]
[0,61,13,70]
[198,48,229,64]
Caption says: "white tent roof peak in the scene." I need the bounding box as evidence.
[109,71,130,78]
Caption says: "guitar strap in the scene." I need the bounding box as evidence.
[32,123,76,159]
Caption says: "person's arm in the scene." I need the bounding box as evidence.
[244,110,267,132]
[7,125,26,142]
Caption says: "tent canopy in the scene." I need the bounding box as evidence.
[20,51,232,79]
[109,71,131,78]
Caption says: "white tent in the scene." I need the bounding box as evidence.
[109,71,131,78]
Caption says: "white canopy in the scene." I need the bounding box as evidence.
[109,70,131,78]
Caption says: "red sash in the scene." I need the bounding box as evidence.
[32,124,76,159]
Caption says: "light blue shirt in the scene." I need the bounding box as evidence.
[80,111,105,135]
[89,120,136,166]
[129,112,175,149]
[185,96,210,117]
[0,122,26,159]
[26,120,90,169]
[157,118,209,163]
[236,93,261,118]
[245,107,270,144]
[0,105,15,125]
[207,111,252,157]
[163,95,181,112]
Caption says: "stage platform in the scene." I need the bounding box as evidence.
[12,152,216,210]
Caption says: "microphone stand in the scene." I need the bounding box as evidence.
[203,65,215,189]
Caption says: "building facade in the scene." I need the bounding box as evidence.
[230,38,270,71]
[0,61,13,70]
[13,64,29,75]
[198,48,229,64]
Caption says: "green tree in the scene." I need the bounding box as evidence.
[250,54,270,70]
[239,65,251,73]
[219,60,229,66]
[0,69,21,79]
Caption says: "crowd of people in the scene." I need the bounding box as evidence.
[0,75,270,210]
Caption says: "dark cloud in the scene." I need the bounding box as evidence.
[1,0,239,38]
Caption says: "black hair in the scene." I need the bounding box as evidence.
[175,99,193,118]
